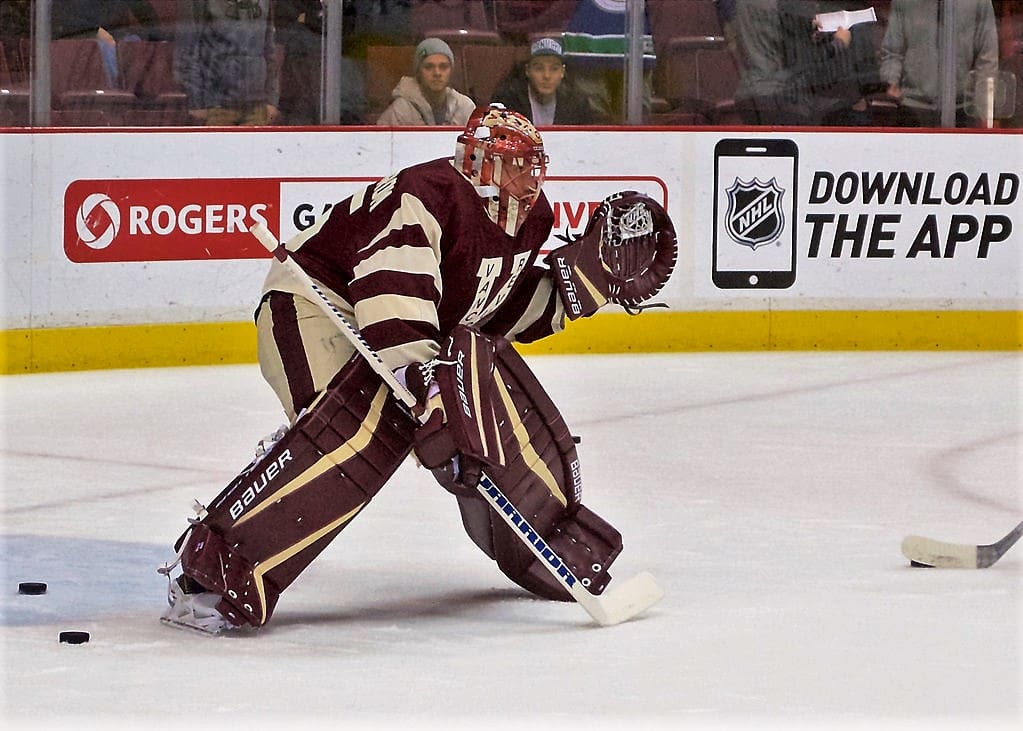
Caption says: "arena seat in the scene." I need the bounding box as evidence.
[50,39,135,126]
[365,44,417,116]
[462,44,525,105]
[118,40,189,126]
[0,42,30,126]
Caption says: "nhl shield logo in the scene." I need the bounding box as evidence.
[724,177,785,249]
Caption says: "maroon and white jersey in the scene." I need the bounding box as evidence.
[262,158,565,369]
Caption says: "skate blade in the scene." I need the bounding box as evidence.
[159,615,227,636]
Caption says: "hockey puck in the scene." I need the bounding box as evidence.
[59,631,90,644]
[909,560,934,568]
[18,582,47,595]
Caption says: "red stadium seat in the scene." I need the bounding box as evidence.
[366,44,417,116]
[50,39,135,125]
[0,42,30,126]
[119,41,185,104]
[118,40,188,125]
[462,44,526,105]
[411,0,497,35]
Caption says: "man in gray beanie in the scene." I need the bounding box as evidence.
[377,37,476,126]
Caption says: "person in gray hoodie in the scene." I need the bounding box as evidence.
[881,0,999,127]
[174,0,280,125]
[376,37,475,126]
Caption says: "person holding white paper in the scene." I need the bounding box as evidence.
[732,0,880,125]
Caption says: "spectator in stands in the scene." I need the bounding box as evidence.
[376,37,475,126]
[491,37,599,125]
[881,0,999,127]
[561,0,656,122]
[993,0,1022,127]
[174,0,280,126]
[0,1,30,77]
[802,0,882,125]
[1,1,30,44]
[52,0,164,87]
[731,0,878,125]
[276,0,367,124]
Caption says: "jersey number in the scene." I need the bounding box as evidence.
[464,253,531,325]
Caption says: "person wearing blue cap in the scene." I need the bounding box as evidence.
[377,37,476,126]
[492,37,600,125]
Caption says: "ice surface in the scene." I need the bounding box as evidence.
[2,352,1020,730]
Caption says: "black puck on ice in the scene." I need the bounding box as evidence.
[910,560,934,568]
[18,582,47,595]
[59,631,90,644]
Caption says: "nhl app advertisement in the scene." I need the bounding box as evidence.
[698,134,1018,299]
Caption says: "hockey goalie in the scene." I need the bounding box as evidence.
[159,104,677,633]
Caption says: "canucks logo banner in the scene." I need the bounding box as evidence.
[724,177,786,250]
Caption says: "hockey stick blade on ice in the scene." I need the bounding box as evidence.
[901,520,1023,569]
[477,473,663,626]
[250,223,664,625]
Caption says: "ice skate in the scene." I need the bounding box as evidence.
[160,575,234,636]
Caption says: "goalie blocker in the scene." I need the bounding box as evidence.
[169,327,622,627]
[548,191,677,319]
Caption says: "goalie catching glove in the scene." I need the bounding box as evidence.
[547,190,677,319]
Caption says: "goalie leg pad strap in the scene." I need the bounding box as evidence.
[180,355,416,626]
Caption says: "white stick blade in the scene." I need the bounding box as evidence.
[901,535,979,569]
[584,571,664,626]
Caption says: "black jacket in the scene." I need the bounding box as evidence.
[491,66,601,125]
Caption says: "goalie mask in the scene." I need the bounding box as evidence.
[454,105,549,236]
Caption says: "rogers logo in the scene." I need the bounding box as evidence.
[127,202,268,236]
[65,178,280,263]
[76,193,121,250]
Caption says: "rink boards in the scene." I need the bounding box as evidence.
[1,126,1020,371]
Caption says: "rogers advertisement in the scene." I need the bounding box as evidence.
[64,178,280,262]
[63,176,667,263]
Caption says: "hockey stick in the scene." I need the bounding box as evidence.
[901,520,1023,569]
[250,223,663,626]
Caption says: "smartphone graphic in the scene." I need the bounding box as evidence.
[713,138,798,289]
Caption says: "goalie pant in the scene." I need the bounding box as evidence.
[174,332,622,628]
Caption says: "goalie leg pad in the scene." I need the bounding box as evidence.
[449,332,623,601]
[489,502,622,601]
[179,354,416,627]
